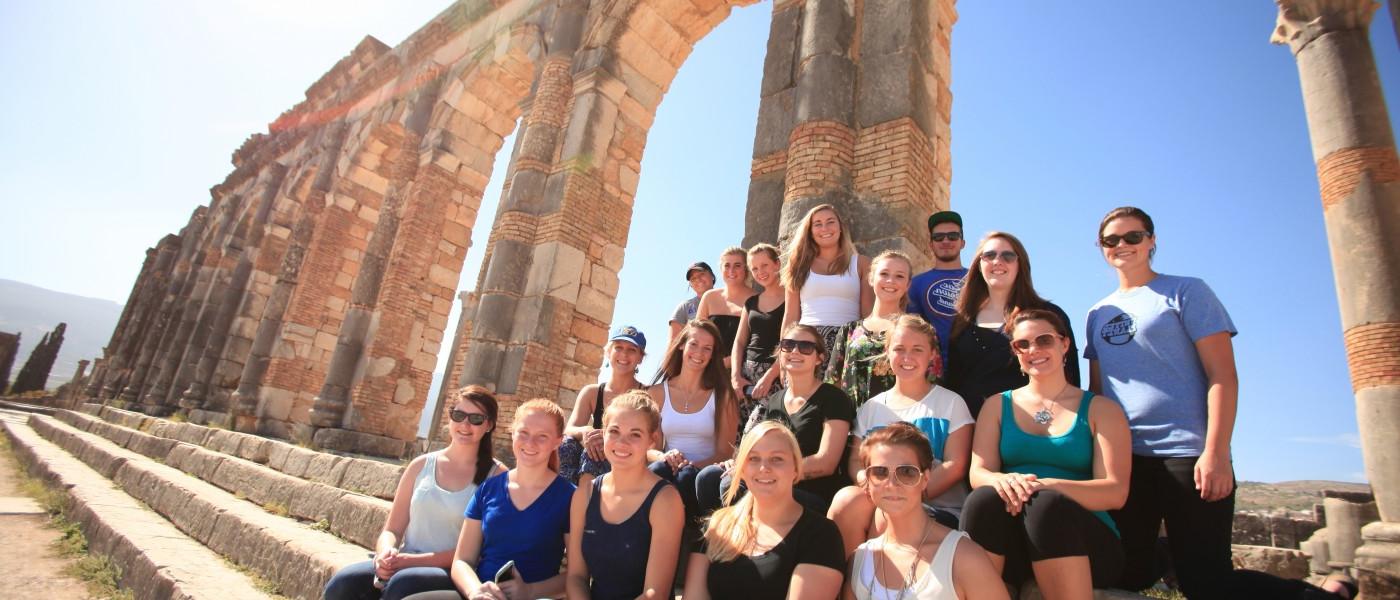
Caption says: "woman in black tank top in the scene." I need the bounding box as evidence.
[728,244,787,434]
[697,247,755,373]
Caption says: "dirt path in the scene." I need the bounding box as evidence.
[0,410,97,599]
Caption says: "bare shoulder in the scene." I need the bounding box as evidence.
[1088,393,1127,424]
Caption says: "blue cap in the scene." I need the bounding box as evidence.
[609,325,646,351]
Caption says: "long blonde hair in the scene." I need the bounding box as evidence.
[781,204,856,291]
[703,421,805,562]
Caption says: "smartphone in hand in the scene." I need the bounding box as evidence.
[494,560,516,583]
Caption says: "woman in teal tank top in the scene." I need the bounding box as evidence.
[962,309,1132,598]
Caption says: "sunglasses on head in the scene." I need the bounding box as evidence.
[866,464,923,486]
[1011,333,1063,354]
[777,338,818,355]
[930,232,962,242]
[449,409,488,425]
[979,250,1018,263]
[1099,230,1152,248]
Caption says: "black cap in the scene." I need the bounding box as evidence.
[685,261,714,281]
[927,210,962,231]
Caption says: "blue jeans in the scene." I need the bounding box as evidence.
[648,460,701,522]
[323,560,454,600]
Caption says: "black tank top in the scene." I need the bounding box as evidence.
[710,314,741,358]
[744,295,785,363]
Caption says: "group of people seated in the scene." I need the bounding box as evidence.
[323,206,1356,600]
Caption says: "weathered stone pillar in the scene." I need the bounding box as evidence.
[1306,528,1332,575]
[230,123,348,434]
[122,209,208,409]
[184,164,289,421]
[64,360,89,408]
[1272,0,1400,594]
[1324,492,1380,569]
[429,290,477,449]
[744,0,956,268]
[307,103,427,442]
[88,244,160,398]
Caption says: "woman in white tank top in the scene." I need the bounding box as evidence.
[323,386,505,600]
[646,320,738,522]
[847,423,1005,600]
[781,204,871,379]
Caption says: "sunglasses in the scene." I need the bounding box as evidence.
[449,410,488,425]
[1099,230,1152,248]
[777,338,819,355]
[866,464,923,487]
[979,250,1018,264]
[1010,333,1063,354]
[930,232,962,242]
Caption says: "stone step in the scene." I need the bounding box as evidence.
[53,408,389,549]
[25,412,368,600]
[77,403,404,501]
[0,413,273,600]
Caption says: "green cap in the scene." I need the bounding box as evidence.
[927,211,962,231]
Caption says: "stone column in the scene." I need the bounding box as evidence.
[1272,0,1400,594]
[1324,491,1381,569]
[64,360,89,408]
[122,209,208,409]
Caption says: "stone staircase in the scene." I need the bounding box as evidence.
[1,403,407,600]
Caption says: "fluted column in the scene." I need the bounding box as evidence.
[1273,0,1400,594]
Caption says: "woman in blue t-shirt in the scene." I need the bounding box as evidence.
[408,399,575,600]
[963,309,1131,596]
[565,391,684,600]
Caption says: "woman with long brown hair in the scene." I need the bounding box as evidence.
[647,320,739,522]
[780,204,872,378]
[943,232,1079,417]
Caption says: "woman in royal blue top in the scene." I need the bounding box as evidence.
[565,390,684,600]
[408,399,574,600]
[962,309,1131,597]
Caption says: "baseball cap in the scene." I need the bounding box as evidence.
[609,325,646,351]
[684,261,714,282]
[927,211,962,231]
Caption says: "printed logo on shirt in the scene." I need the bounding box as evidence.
[924,278,963,317]
[1100,313,1137,346]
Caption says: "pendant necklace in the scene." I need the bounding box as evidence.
[1032,383,1072,426]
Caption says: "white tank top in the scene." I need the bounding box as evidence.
[661,381,716,463]
[800,254,861,326]
[850,530,967,600]
[402,452,491,553]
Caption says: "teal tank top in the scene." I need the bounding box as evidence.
[998,390,1118,536]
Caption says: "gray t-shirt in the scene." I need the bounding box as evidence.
[1084,274,1236,457]
[671,295,701,324]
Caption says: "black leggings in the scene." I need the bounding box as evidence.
[962,486,1123,588]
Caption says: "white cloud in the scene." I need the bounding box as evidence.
[1288,432,1362,448]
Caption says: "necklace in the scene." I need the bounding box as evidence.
[1032,383,1073,426]
[872,520,932,600]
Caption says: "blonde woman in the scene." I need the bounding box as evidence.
[408,400,574,600]
[558,326,647,485]
[698,247,756,372]
[780,204,872,378]
[565,391,684,600]
[683,421,845,600]
[729,243,786,424]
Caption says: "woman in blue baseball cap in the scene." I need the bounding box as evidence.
[558,325,649,486]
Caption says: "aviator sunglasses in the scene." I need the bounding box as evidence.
[979,250,1018,263]
[930,232,962,242]
[866,464,923,486]
[1099,230,1152,248]
[1011,333,1063,354]
[777,338,819,355]
[448,409,488,425]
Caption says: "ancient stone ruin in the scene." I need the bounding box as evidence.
[12,323,66,394]
[68,0,1399,594]
[0,331,20,392]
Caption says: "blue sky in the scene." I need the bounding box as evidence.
[2,1,1396,482]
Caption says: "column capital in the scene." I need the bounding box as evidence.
[1272,0,1380,54]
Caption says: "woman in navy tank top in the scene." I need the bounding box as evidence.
[565,391,684,600]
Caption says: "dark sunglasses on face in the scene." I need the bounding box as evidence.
[930,232,962,242]
[979,250,1018,264]
[777,338,818,355]
[449,409,488,425]
[1011,333,1063,354]
[1099,230,1152,248]
[866,464,923,486]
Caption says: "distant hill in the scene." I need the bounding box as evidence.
[0,279,123,389]
[1237,480,1373,513]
